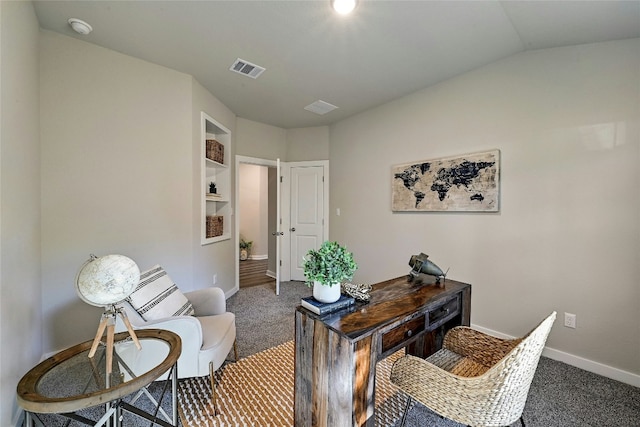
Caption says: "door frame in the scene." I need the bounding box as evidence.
[280,160,330,282]
[234,156,278,294]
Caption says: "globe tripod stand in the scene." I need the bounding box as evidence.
[88,305,141,375]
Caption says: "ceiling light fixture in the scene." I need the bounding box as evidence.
[331,0,357,15]
[68,18,93,35]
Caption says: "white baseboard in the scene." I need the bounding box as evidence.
[472,324,640,387]
[225,286,239,300]
[266,270,276,279]
[541,347,640,387]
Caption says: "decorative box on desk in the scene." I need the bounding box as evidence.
[294,276,471,427]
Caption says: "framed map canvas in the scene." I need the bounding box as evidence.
[392,150,500,212]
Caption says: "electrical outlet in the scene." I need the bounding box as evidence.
[213,274,217,285]
[564,312,576,329]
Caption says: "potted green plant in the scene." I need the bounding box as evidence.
[239,238,253,261]
[303,241,357,303]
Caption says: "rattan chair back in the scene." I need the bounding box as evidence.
[390,312,556,427]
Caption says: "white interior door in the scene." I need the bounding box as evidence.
[275,158,281,295]
[289,165,325,281]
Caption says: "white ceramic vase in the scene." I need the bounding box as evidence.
[313,281,341,303]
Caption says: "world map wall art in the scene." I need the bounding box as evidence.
[392,149,500,212]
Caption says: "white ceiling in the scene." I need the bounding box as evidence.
[33,1,640,129]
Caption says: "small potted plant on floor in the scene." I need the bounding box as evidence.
[303,241,357,303]
[239,238,253,261]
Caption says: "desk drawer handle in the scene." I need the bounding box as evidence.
[431,306,451,322]
[406,330,413,338]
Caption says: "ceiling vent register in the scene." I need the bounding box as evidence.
[304,100,339,115]
[230,58,266,79]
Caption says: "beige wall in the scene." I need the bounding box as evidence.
[236,117,287,160]
[0,2,42,424]
[191,79,236,292]
[237,118,329,162]
[40,30,194,351]
[38,33,238,356]
[330,38,640,376]
[287,126,329,161]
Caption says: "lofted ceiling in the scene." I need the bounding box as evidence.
[33,1,640,129]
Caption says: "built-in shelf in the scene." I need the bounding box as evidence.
[201,112,231,245]
[206,158,228,169]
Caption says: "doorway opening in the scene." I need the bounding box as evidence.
[234,156,330,295]
[238,162,277,289]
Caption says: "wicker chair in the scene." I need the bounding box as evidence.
[390,312,556,427]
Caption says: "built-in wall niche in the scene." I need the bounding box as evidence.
[201,112,231,245]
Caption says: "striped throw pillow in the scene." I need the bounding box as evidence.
[127,265,194,321]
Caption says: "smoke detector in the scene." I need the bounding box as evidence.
[68,18,93,35]
[229,58,266,79]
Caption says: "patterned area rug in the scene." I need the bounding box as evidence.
[178,340,408,427]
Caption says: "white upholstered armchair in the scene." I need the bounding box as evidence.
[115,265,237,380]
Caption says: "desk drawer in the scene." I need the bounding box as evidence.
[428,296,460,329]
[381,315,425,353]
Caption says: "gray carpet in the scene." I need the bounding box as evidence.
[30,281,640,426]
[227,280,313,358]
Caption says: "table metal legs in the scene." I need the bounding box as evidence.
[22,362,178,427]
[171,360,178,426]
[117,362,178,427]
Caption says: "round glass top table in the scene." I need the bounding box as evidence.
[17,329,181,427]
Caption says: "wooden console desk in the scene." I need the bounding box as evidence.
[294,276,471,427]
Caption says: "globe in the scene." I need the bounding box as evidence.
[75,254,140,307]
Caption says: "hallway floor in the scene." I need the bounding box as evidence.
[239,259,275,288]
